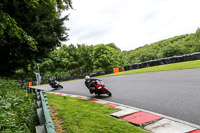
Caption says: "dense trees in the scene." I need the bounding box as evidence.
[92,44,124,71]
[0,9,37,76]
[0,0,72,76]
[38,43,125,79]
[123,28,200,64]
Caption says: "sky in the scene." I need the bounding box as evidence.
[63,0,200,51]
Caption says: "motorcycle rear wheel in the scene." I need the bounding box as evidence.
[104,89,112,96]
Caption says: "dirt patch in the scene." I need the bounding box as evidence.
[49,105,67,133]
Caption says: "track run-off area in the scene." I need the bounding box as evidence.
[35,68,200,126]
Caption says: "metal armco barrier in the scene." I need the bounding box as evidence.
[25,87,56,133]
[40,91,55,133]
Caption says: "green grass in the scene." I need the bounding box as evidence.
[98,60,200,77]
[47,93,148,133]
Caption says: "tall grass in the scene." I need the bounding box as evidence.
[0,78,38,133]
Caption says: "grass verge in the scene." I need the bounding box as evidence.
[47,93,148,133]
[98,60,200,77]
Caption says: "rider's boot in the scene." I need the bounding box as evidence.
[89,89,93,94]
[89,87,96,94]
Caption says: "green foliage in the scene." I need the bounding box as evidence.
[0,0,72,77]
[93,44,125,71]
[160,44,183,58]
[123,28,200,64]
[76,44,94,74]
[0,10,38,76]
[37,43,126,78]
[106,43,121,51]
[190,28,200,52]
[93,44,114,71]
[0,78,38,133]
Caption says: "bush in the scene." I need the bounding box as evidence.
[0,78,38,133]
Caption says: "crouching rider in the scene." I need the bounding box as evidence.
[85,75,98,94]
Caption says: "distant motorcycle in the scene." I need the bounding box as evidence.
[48,78,63,89]
[91,79,112,96]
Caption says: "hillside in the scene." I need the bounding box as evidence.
[123,28,200,65]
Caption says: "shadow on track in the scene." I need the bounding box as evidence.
[90,95,111,99]
[47,88,63,92]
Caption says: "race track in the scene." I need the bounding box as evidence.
[34,68,200,126]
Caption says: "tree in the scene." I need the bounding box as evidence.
[106,43,121,51]
[0,10,37,76]
[0,0,72,76]
[190,28,200,52]
[38,45,70,79]
[76,44,94,74]
[161,44,183,57]
[92,44,125,71]
[62,44,94,75]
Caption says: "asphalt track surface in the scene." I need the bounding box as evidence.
[35,68,200,126]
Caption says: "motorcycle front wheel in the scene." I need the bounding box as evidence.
[59,85,63,88]
[104,89,112,96]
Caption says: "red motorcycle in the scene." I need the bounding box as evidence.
[92,80,112,96]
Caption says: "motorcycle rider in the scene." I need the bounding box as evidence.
[85,75,98,94]
[48,77,55,86]
[48,77,63,89]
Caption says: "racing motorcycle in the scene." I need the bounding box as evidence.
[91,80,112,96]
[48,78,63,89]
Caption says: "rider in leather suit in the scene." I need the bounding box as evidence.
[85,75,98,94]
